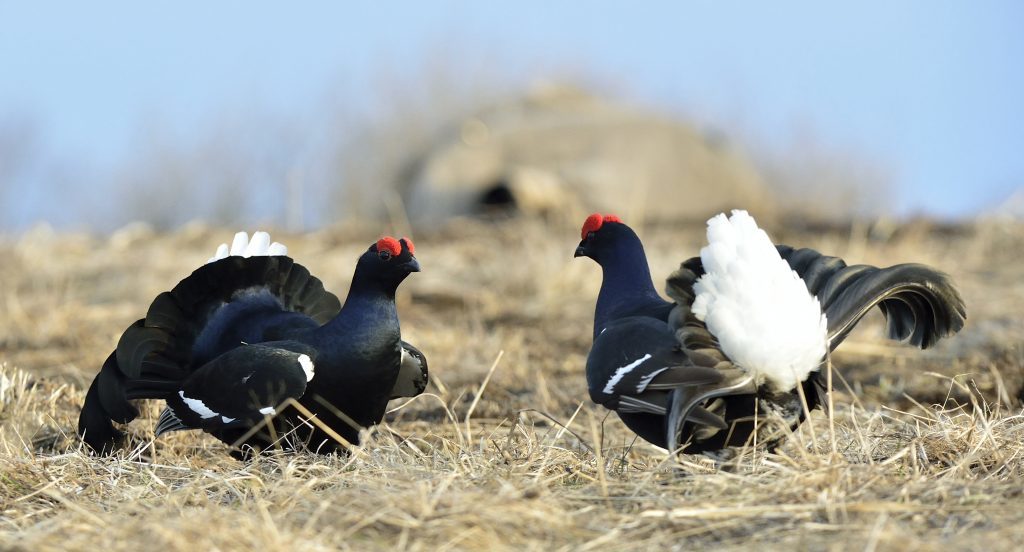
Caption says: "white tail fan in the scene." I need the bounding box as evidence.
[206,231,288,264]
[691,210,827,392]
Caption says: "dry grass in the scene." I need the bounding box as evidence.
[1,215,1023,551]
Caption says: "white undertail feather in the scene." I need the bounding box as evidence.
[206,231,288,264]
[691,210,828,392]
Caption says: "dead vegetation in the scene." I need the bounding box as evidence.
[1,215,1023,550]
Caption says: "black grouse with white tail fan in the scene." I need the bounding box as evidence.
[575,211,965,456]
[78,232,428,456]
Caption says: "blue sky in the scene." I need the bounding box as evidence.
[1,2,1021,230]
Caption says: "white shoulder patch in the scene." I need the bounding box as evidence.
[206,231,288,264]
[298,354,314,381]
[179,390,219,419]
[603,354,652,395]
[259,406,276,415]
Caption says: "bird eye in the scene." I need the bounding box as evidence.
[587,231,596,240]
[378,250,392,260]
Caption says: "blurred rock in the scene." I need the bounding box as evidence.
[404,84,773,226]
[110,221,156,251]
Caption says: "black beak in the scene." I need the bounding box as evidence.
[404,257,421,272]
[574,245,586,258]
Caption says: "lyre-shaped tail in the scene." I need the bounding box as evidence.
[776,246,966,350]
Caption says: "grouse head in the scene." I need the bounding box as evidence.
[354,236,420,292]
[574,213,640,264]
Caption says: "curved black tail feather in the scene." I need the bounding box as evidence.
[777,246,966,350]
[79,321,187,453]
[78,353,136,453]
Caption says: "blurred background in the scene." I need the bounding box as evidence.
[1,1,1022,233]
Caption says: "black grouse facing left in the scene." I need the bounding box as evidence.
[575,211,966,459]
[78,232,428,457]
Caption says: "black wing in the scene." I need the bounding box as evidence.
[157,341,316,436]
[390,341,429,399]
[585,316,727,448]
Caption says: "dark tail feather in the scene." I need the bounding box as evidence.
[79,343,179,454]
[777,247,966,350]
[820,263,966,349]
[78,357,132,453]
[96,352,138,423]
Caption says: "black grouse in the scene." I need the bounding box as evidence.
[78,231,428,456]
[575,211,966,457]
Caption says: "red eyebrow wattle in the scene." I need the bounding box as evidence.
[376,237,402,257]
[581,213,604,239]
[581,213,623,239]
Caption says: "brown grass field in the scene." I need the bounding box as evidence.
[1,215,1022,551]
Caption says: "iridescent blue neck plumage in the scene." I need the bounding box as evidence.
[592,230,671,338]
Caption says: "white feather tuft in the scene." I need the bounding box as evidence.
[691,210,828,391]
[267,242,288,256]
[206,231,289,265]
[298,354,315,382]
[245,231,271,256]
[229,232,249,256]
